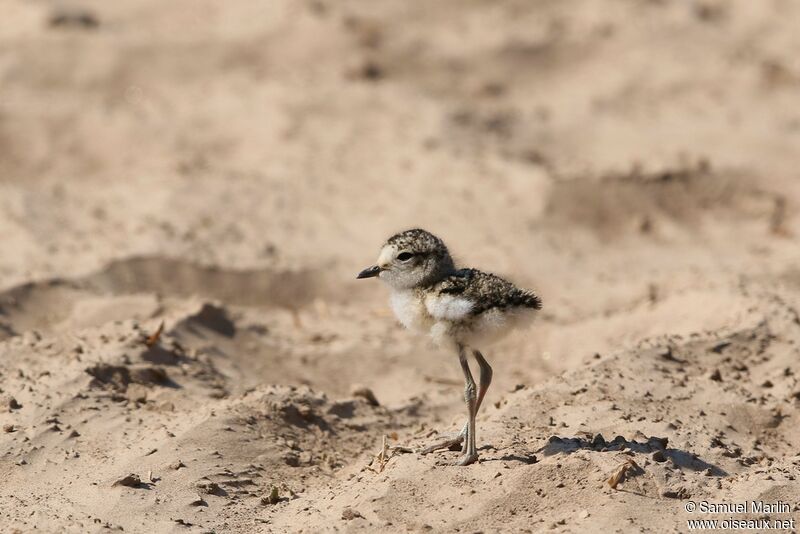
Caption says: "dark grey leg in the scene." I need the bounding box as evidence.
[473,349,493,414]
[419,347,492,461]
[453,349,494,455]
[455,344,479,465]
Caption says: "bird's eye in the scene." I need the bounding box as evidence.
[397,252,415,261]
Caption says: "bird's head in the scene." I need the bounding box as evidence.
[357,229,455,290]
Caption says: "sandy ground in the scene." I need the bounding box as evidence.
[1,0,800,532]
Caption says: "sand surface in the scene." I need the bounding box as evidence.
[1,0,800,532]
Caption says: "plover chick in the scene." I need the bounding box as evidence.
[357,228,542,465]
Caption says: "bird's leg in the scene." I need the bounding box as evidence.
[473,350,493,410]
[455,344,479,465]
[454,350,493,455]
[458,349,492,454]
[418,344,468,455]
[419,348,493,457]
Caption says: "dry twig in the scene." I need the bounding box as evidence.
[365,435,412,473]
[607,457,641,489]
[144,321,165,348]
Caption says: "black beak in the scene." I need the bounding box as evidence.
[356,265,382,279]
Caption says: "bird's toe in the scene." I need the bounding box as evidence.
[454,453,479,466]
[418,432,465,455]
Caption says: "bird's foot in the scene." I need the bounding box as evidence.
[454,452,479,466]
[418,430,465,455]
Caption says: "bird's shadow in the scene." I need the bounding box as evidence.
[537,433,727,476]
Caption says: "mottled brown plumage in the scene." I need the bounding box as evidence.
[434,268,542,316]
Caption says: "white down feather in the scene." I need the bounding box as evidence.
[424,293,475,321]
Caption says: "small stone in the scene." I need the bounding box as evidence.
[3,424,15,433]
[350,386,379,406]
[2,396,22,411]
[342,507,364,520]
[113,474,142,488]
[662,487,690,499]
[283,452,300,467]
[710,341,731,353]
[261,486,281,505]
[189,497,208,507]
[360,61,383,81]
[709,369,722,382]
[761,380,774,388]
[652,450,667,463]
[197,481,224,495]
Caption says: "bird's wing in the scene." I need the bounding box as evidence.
[429,269,542,318]
[424,270,476,321]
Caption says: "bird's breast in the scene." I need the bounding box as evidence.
[389,290,431,332]
[424,293,474,321]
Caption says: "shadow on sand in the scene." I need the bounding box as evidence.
[537,432,727,476]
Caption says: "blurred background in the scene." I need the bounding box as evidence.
[1,1,799,531]
[1,0,797,394]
